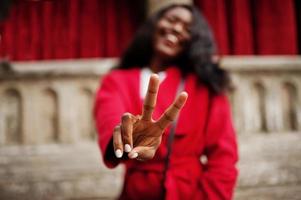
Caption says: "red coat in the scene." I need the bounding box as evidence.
[94,67,238,200]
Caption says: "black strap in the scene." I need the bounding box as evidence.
[162,87,212,196]
[203,92,213,137]
[162,80,185,194]
[203,92,213,158]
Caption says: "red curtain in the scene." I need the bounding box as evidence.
[0,0,141,60]
[0,0,300,61]
[195,0,298,55]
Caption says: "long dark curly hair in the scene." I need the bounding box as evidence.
[117,4,230,94]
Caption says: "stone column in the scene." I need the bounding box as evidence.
[297,79,301,131]
[265,81,284,132]
[56,82,79,143]
[22,84,39,144]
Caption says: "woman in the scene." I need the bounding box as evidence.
[94,4,238,200]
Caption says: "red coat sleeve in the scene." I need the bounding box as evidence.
[94,71,128,168]
[200,94,239,200]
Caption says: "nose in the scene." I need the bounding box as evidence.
[173,23,184,33]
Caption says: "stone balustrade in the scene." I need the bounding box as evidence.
[223,56,301,134]
[221,57,301,199]
[0,56,300,199]
[0,59,115,146]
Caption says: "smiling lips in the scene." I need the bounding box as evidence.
[163,33,179,47]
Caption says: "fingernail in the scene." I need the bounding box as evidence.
[129,152,138,159]
[115,149,123,158]
[124,144,131,153]
[181,91,188,97]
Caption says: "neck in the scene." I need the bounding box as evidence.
[149,56,168,73]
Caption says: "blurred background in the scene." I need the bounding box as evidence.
[0,0,301,199]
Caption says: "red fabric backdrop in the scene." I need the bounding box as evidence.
[0,0,142,60]
[195,0,298,55]
[0,0,300,61]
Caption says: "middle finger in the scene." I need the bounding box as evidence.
[156,92,188,130]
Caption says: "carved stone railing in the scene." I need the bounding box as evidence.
[0,58,123,200]
[0,57,300,199]
[0,59,115,146]
[222,56,301,200]
[223,56,301,134]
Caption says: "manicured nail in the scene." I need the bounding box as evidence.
[124,144,131,153]
[115,149,123,158]
[129,152,138,159]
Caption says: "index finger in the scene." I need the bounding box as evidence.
[156,92,188,130]
[141,74,160,121]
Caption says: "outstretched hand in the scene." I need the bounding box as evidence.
[113,74,188,161]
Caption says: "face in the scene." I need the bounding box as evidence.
[153,7,193,60]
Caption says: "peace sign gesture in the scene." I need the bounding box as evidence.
[113,74,188,161]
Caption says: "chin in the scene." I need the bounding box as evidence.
[156,46,181,59]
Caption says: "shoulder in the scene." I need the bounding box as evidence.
[212,93,229,105]
[102,68,141,83]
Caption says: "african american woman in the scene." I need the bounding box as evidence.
[94,4,238,200]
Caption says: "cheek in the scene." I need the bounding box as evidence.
[153,30,184,58]
[157,20,169,31]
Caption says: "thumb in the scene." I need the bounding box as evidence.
[128,146,156,161]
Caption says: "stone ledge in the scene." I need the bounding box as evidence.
[221,56,301,71]
[1,56,301,79]
[0,58,117,79]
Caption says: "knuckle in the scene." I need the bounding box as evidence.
[113,136,121,148]
[146,150,156,160]
[173,103,181,110]
[164,113,174,121]
[137,148,156,161]
[122,113,131,122]
[113,140,120,149]
[113,141,122,149]
[156,122,165,131]
[122,134,131,142]
[147,89,157,94]
[143,104,154,111]
[113,125,121,132]
[122,133,129,139]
